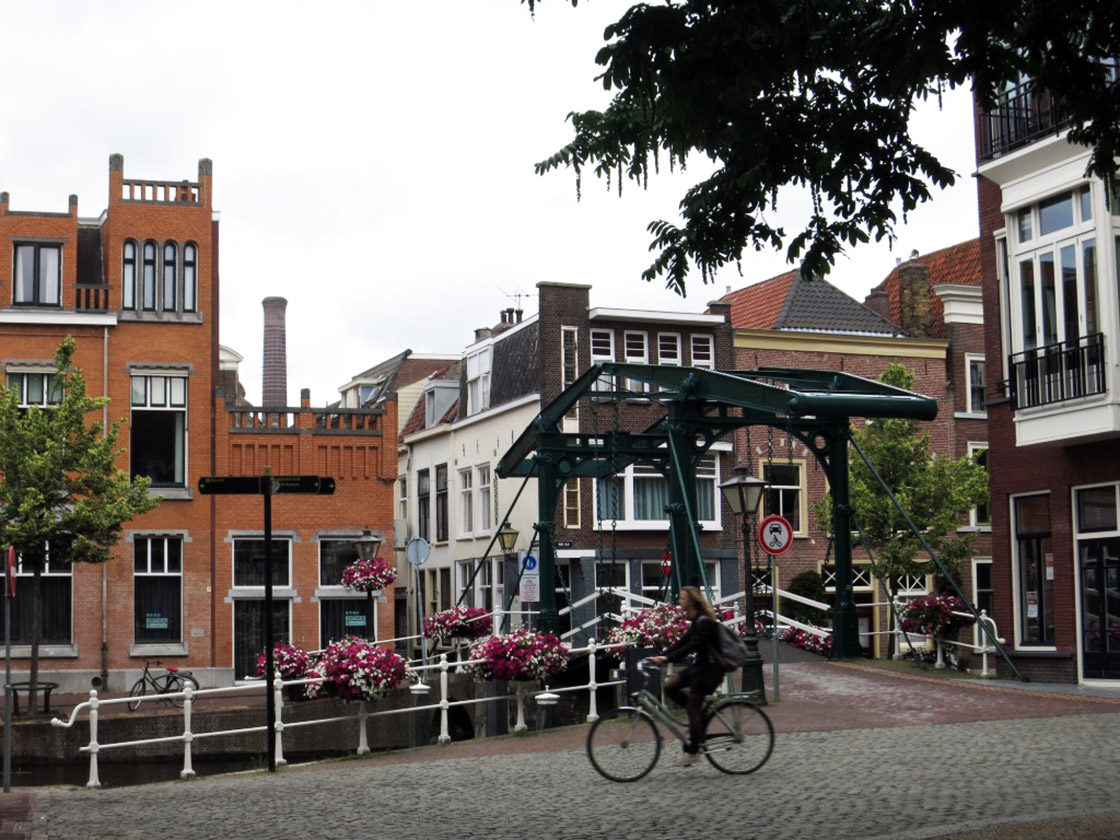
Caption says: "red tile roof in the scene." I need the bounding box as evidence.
[720,269,798,329]
[871,238,981,338]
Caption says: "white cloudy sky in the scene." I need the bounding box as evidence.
[3,1,980,406]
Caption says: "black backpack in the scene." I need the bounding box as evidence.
[705,615,748,672]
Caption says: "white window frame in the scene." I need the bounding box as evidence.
[690,334,715,369]
[590,328,615,392]
[594,452,721,531]
[130,372,188,488]
[1009,491,1055,650]
[967,442,990,528]
[231,536,293,590]
[132,534,184,647]
[762,458,808,537]
[465,348,491,416]
[563,479,581,529]
[13,242,62,307]
[6,369,63,407]
[476,465,491,535]
[965,354,987,416]
[623,331,649,393]
[657,332,682,366]
[459,468,473,538]
[971,556,994,649]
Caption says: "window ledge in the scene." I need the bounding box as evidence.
[129,643,188,657]
[152,487,192,501]
[119,311,204,324]
[953,411,988,420]
[225,588,301,603]
[1010,649,1073,659]
[4,644,77,658]
[311,587,384,603]
[957,525,992,533]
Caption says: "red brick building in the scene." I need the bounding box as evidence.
[975,75,1120,683]
[0,156,395,691]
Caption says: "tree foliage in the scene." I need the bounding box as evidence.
[525,0,1120,295]
[0,337,159,563]
[0,337,160,710]
[814,364,988,589]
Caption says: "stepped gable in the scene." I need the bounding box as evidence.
[722,269,901,335]
[868,238,981,339]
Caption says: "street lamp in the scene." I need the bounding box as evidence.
[497,522,519,631]
[353,530,383,641]
[719,465,769,703]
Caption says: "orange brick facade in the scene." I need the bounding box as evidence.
[0,156,396,691]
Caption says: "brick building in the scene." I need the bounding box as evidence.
[975,71,1120,683]
[719,255,990,657]
[0,156,395,691]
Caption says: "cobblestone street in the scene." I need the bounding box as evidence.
[19,662,1120,839]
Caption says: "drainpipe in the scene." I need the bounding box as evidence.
[100,326,110,688]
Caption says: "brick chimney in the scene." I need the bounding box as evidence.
[896,260,932,338]
[262,296,288,406]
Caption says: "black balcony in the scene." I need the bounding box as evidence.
[1009,332,1106,411]
[978,86,1067,160]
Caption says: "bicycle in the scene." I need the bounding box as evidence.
[586,658,773,782]
[127,660,200,711]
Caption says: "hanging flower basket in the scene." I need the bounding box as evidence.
[899,594,975,637]
[307,635,415,701]
[603,603,689,658]
[423,606,493,645]
[465,628,570,682]
[341,557,397,593]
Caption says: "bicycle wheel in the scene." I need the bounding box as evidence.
[586,707,661,782]
[703,698,774,775]
[127,678,147,712]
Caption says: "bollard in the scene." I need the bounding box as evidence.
[409,682,431,748]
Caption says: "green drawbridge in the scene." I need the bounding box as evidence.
[496,362,946,659]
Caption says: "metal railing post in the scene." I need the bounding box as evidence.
[586,638,599,723]
[181,684,196,779]
[438,654,451,745]
[87,690,101,789]
[273,672,287,767]
[356,700,370,755]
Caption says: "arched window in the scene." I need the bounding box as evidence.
[162,242,177,311]
[142,241,157,310]
[183,243,197,312]
[122,240,136,310]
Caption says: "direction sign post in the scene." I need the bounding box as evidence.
[198,475,335,773]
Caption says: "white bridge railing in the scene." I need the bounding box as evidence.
[50,639,626,790]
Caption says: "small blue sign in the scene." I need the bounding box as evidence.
[522,554,538,572]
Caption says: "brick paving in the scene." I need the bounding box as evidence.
[7,661,1120,839]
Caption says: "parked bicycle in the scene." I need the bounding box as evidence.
[127,660,200,711]
[587,658,773,782]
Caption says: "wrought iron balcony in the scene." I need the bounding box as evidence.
[977,85,1066,159]
[1009,332,1106,410]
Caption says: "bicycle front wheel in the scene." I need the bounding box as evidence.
[586,707,661,782]
[127,678,147,712]
[703,698,774,775]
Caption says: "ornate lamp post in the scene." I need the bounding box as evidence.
[719,465,769,703]
[353,530,383,641]
[497,522,519,630]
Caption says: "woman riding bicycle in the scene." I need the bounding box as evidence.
[650,585,724,766]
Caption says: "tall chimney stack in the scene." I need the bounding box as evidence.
[262,296,288,406]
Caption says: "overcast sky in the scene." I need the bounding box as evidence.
[3,1,980,406]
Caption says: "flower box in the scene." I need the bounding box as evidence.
[341,557,397,593]
[603,603,689,657]
[899,594,975,637]
[307,636,415,701]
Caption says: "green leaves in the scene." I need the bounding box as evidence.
[530,0,1120,295]
[0,337,160,566]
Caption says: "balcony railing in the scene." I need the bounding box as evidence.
[978,85,1066,159]
[1009,332,1106,410]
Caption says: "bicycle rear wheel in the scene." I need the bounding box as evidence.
[703,698,774,775]
[127,678,147,712]
[162,674,199,707]
[586,708,661,782]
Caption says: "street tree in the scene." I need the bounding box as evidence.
[0,337,160,713]
[525,0,1120,295]
[814,364,988,636]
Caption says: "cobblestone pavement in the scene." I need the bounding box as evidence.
[18,663,1120,839]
